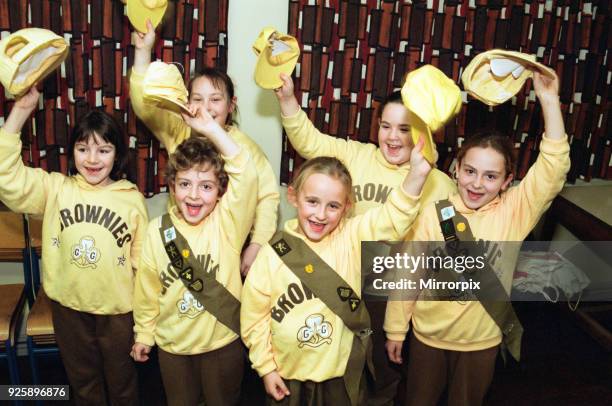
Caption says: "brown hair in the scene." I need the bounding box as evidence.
[165,137,229,195]
[290,157,355,205]
[456,130,515,178]
[188,67,238,126]
[376,90,403,118]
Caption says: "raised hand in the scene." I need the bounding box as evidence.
[273,73,300,116]
[132,19,156,50]
[403,136,432,197]
[181,105,225,139]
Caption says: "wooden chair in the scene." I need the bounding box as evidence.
[21,214,59,386]
[0,211,30,384]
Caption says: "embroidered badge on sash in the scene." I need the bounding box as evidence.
[182,249,190,258]
[166,242,183,269]
[349,298,361,311]
[164,227,177,242]
[440,205,455,220]
[457,222,466,232]
[305,264,314,274]
[189,279,203,292]
[297,314,333,348]
[337,286,353,301]
[181,267,194,281]
[272,239,291,257]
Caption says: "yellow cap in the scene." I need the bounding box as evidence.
[0,28,68,98]
[461,49,556,106]
[252,27,300,89]
[142,61,190,116]
[127,0,168,33]
[401,65,462,164]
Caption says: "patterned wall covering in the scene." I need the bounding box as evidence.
[282,0,611,185]
[0,0,229,196]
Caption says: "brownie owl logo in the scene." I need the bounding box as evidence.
[297,314,333,348]
[71,236,100,269]
[177,290,204,319]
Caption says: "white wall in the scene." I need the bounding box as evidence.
[227,0,289,182]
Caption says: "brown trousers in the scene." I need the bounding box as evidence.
[365,298,404,406]
[158,338,244,406]
[267,377,351,406]
[404,334,498,406]
[50,300,138,406]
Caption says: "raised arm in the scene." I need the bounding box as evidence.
[0,87,57,214]
[505,71,571,236]
[129,21,189,151]
[274,73,363,161]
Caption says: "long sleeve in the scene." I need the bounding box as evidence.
[281,108,365,163]
[228,129,279,246]
[218,147,259,252]
[129,195,149,274]
[133,228,162,346]
[383,210,434,341]
[240,249,277,377]
[504,134,570,237]
[0,128,60,215]
[129,69,190,153]
[350,185,421,242]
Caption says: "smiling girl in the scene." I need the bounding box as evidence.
[130,21,279,275]
[241,137,432,406]
[0,87,148,405]
[130,105,258,406]
[384,70,571,406]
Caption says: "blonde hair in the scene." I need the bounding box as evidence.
[290,157,355,205]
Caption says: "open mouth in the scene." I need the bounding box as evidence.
[185,203,203,217]
[467,190,484,201]
[386,144,402,155]
[85,167,102,175]
[308,219,326,233]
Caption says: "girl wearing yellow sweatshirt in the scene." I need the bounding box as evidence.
[131,21,279,275]
[0,87,148,405]
[274,73,458,404]
[241,137,432,405]
[384,71,571,406]
[130,104,258,406]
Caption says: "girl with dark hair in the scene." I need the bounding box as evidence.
[0,87,148,405]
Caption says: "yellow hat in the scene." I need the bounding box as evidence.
[252,27,300,89]
[127,0,168,33]
[0,28,68,98]
[461,49,556,106]
[142,61,190,116]
[401,65,462,164]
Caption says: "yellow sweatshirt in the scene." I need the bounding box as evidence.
[133,147,257,354]
[0,129,148,314]
[384,135,571,351]
[241,186,421,381]
[130,69,279,245]
[282,108,456,214]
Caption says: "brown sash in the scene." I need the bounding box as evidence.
[158,214,240,335]
[433,200,523,361]
[270,230,373,406]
